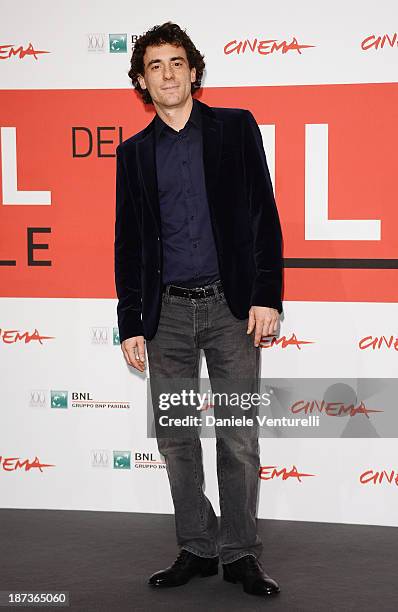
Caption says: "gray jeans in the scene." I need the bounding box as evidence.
[146,281,262,564]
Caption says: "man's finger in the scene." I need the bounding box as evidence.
[136,338,146,364]
[122,346,133,366]
[122,344,144,371]
[271,317,279,335]
[254,319,264,347]
[247,309,256,334]
[262,318,273,339]
[127,349,145,370]
[122,347,132,367]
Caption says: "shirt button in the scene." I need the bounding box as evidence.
[157,268,160,273]
[190,215,194,220]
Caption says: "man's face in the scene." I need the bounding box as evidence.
[138,43,196,108]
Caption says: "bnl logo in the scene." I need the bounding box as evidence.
[109,34,127,53]
[113,451,131,469]
[50,391,68,409]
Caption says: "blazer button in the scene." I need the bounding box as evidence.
[157,268,160,273]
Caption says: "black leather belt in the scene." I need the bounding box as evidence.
[163,280,223,299]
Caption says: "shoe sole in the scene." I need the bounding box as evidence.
[149,566,218,588]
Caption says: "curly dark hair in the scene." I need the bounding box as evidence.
[128,21,205,104]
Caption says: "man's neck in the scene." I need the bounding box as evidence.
[154,96,193,132]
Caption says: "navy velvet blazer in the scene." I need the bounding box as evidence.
[114,98,283,342]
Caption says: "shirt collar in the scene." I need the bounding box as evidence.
[154,97,201,137]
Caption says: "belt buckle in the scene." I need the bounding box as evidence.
[191,286,205,299]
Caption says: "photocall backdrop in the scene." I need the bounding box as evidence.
[1,0,398,526]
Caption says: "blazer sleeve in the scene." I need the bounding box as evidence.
[243,110,283,314]
[114,144,144,342]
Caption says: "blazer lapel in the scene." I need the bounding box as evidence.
[137,121,161,232]
[200,101,223,219]
[136,99,223,235]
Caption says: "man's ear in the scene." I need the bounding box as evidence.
[137,74,147,90]
[191,67,196,83]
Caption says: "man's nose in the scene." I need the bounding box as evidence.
[162,65,174,79]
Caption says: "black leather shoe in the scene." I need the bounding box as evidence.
[223,555,280,596]
[148,549,219,587]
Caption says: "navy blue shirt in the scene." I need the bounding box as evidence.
[154,97,221,288]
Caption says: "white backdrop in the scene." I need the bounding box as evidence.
[1,0,398,526]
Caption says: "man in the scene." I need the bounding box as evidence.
[115,21,283,597]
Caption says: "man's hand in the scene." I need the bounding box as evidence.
[121,336,146,372]
[247,306,279,347]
